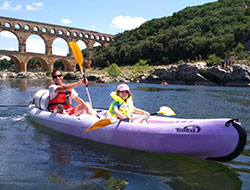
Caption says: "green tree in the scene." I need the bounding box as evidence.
[0,58,15,71]
[27,58,42,71]
[93,0,250,66]
[108,63,120,78]
[208,54,222,66]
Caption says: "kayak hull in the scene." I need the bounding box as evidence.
[28,104,246,161]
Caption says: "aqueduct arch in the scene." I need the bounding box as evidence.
[0,16,115,72]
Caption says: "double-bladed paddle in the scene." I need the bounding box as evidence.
[150,106,176,116]
[69,42,92,108]
[82,106,176,135]
[82,118,114,135]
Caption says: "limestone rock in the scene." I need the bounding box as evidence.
[141,63,250,86]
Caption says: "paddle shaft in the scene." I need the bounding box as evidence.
[83,106,175,135]
[80,69,92,108]
[69,42,93,108]
[150,112,158,116]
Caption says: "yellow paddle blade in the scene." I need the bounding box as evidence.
[158,106,176,116]
[83,119,112,135]
[69,42,84,70]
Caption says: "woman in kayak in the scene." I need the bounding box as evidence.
[48,70,95,116]
[108,84,150,122]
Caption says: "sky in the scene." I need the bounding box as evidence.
[0,0,217,57]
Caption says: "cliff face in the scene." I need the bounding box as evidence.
[142,63,250,87]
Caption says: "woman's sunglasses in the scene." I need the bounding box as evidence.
[52,74,62,79]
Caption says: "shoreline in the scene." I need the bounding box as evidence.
[0,62,250,87]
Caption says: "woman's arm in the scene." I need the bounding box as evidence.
[55,79,87,92]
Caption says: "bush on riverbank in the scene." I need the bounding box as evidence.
[208,54,222,66]
[108,63,121,78]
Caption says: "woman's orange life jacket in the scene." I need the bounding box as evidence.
[49,90,72,110]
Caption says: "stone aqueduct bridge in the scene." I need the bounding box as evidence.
[0,16,115,72]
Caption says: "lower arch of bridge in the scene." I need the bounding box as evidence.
[0,52,77,73]
[3,55,21,72]
[54,59,75,71]
[27,57,47,72]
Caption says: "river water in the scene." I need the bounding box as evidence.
[0,79,249,190]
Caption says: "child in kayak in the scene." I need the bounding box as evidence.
[108,84,150,122]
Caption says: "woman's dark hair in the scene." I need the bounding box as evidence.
[51,70,62,78]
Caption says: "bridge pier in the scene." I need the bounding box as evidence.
[16,61,26,72]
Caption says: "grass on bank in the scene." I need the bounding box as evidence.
[86,59,156,80]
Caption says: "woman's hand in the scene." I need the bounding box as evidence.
[79,78,88,86]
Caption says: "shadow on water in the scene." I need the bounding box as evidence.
[29,119,243,190]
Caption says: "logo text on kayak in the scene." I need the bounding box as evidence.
[176,125,201,133]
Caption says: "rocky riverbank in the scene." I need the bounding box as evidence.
[0,62,250,87]
[141,62,250,87]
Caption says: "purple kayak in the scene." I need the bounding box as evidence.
[28,89,246,161]
[28,102,246,161]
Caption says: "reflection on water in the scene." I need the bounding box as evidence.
[0,78,53,92]
[89,168,111,179]
[52,144,72,165]
[31,121,243,190]
[29,121,129,189]
[18,79,27,91]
